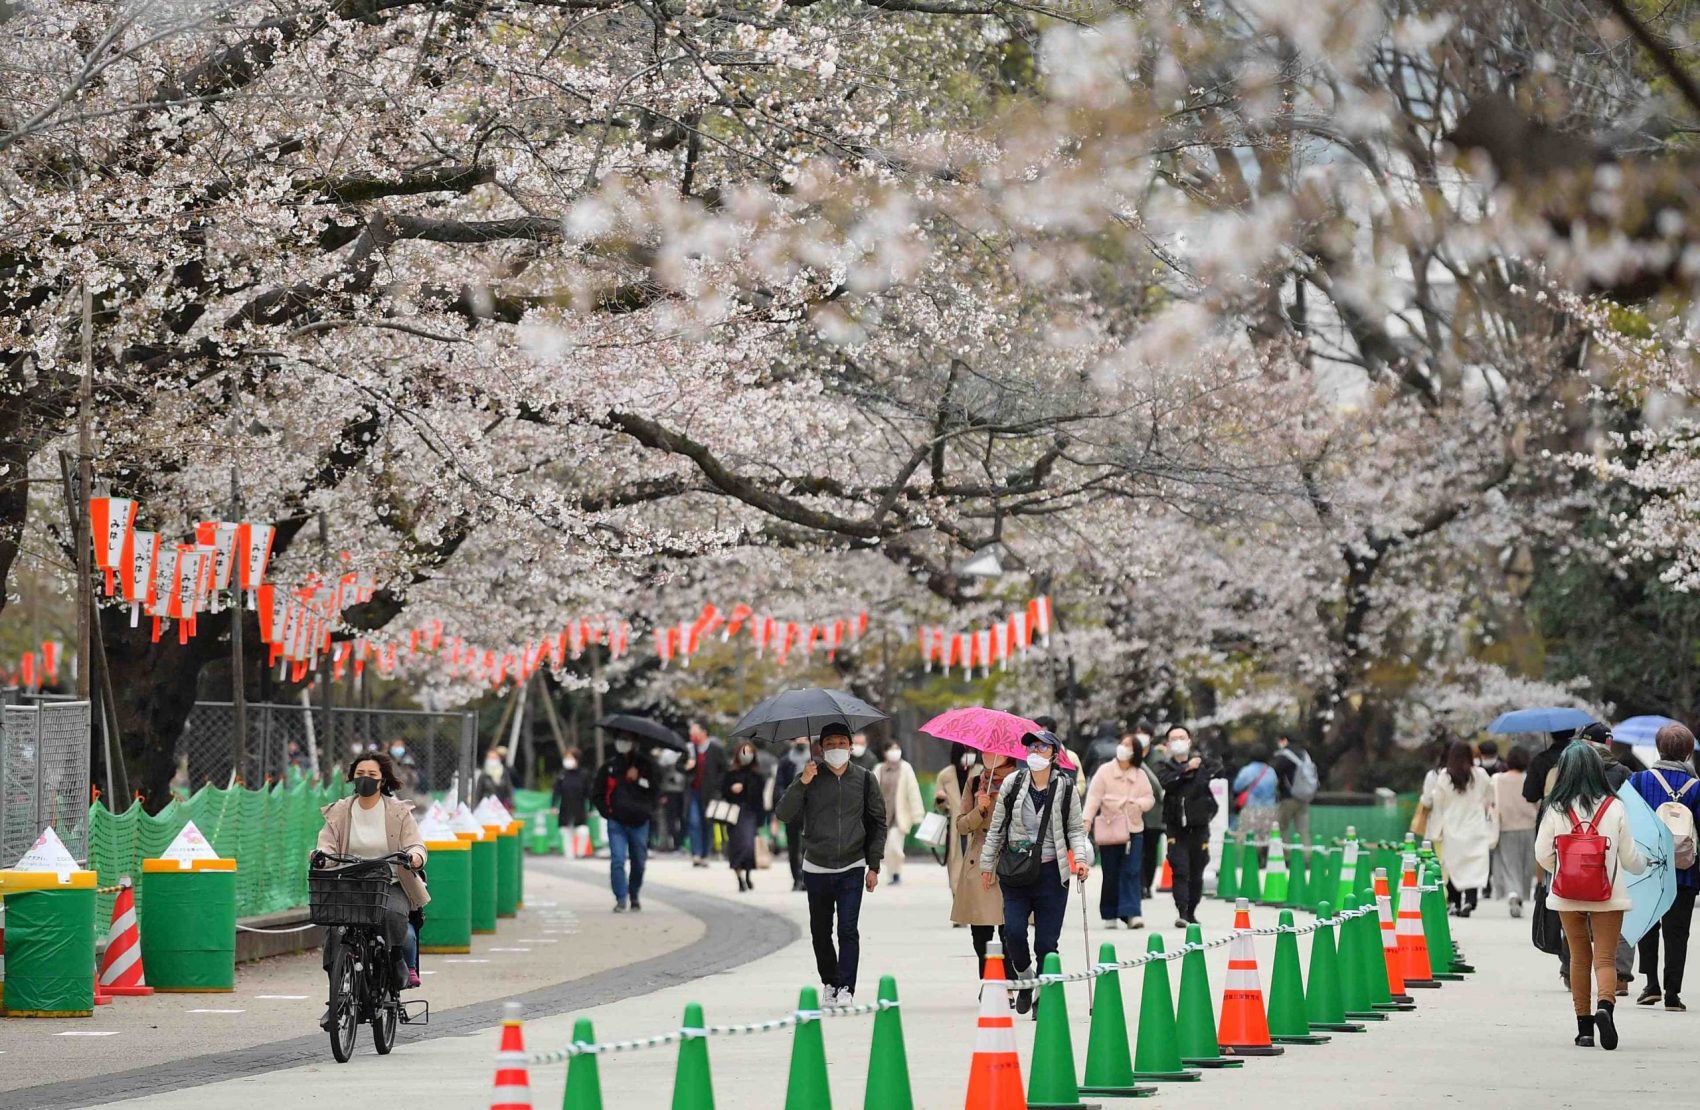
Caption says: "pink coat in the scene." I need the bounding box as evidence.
[1082,760,1156,839]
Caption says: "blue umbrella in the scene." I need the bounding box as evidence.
[1614,716,1679,747]
[1486,707,1595,735]
[1616,782,1678,946]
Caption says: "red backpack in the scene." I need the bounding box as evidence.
[1551,797,1616,903]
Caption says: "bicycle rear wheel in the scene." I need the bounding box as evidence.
[371,995,399,1054]
[329,950,359,1063]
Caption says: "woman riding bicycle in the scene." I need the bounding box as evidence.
[313,752,430,1025]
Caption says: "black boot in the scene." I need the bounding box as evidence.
[1575,1014,1595,1047]
[1596,1000,1619,1050]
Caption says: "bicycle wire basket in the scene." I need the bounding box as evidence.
[309,860,394,928]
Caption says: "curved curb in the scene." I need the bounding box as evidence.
[12,864,800,1109]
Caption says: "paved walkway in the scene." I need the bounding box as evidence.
[16,851,1695,1107]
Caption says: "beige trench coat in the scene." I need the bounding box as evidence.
[315,795,431,910]
[950,766,1008,926]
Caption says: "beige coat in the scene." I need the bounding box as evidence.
[950,767,1009,926]
[316,795,431,910]
[934,764,973,893]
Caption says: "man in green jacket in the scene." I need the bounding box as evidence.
[775,722,886,1006]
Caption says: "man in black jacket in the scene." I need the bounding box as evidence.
[1156,725,1221,927]
[1521,729,1579,805]
[775,722,886,1005]
[593,738,659,913]
[684,722,729,868]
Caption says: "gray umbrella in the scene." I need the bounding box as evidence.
[729,688,889,744]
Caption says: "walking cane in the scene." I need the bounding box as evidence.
[1071,852,1094,1013]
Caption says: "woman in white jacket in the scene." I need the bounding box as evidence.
[875,738,925,885]
[1535,742,1646,1050]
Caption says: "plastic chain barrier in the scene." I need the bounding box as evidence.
[526,998,900,1065]
[999,896,1399,991]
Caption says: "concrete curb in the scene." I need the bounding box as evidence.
[12,862,798,1110]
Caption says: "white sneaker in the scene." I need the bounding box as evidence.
[834,987,854,1007]
[820,983,836,1006]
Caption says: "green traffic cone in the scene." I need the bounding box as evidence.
[1420,867,1467,979]
[1261,837,1289,905]
[1304,903,1364,1032]
[563,1018,606,1110]
[1356,878,1412,1013]
[1218,832,1241,902]
[1267,910,1330,1044]
[1307,848,1334,913]
[1286,838,1309,911]
[672,1002,715,1110]
[1027,954,1090,1110]
[785,987,831,1110]
[1176,923,1242,1068]
[1080,942,1159,1096]
[1238,833,1264,903]
[1336,894,1387,1022]
[1335,832,1359,907]
[1131,934,1200,1082]
[864,976,914,1110]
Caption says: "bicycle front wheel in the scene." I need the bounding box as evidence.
[329,950,359,1063]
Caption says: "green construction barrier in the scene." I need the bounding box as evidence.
[495,825,519,918]
[87,777,346,926]
[139,860,238,992]
[524,809,561,855]
[1308,797,1418,844]
[468,834,498,934]
[418,839,473,953]
[0,871,97,1017]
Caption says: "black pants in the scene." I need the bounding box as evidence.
[1641,885,1699,996]
[660,792,686,851]
[804,867,865,993]
[1141,828,1164,895]
[785,819,805,884]
[970,924,1010,979]
[1168,825,1209,922]
[1447,882,1479,914]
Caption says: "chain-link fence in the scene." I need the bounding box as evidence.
[0,700,92,865]
[177,702,476,804]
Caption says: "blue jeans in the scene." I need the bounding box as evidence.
[687,794,709,859]
[1002,861,1069,977]
[403,922,418,973]
[803,868,865,994]
[1097,834,1144,920]
[608,820,649,903]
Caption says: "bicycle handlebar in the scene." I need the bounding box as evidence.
[313,850,421,871]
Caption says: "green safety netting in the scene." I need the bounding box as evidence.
[86,778,346,925]
[1308,795,1419,844]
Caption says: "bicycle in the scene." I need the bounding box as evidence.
[309,851,430,1062]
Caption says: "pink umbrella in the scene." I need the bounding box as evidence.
[919,707,1079,771]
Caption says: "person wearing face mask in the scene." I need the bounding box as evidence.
[684,722,729,869]
[979,731,1094,1015]
[775,723,887,1006]
[552,747,590,858]
[312,752,429,1022]
[475,747,515,811]
[1157,725,1221,928]
[773,737,813,891]
[1132,723,1166,899]
[721,741,769,892]
[384,740,420,800]
[592,734,660,912]
[850,732,878,772]
[954,751,1015,976]
[935,744,980,900]
[874,739,925,886]
[1083,734,1155,928]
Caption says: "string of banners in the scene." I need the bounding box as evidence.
[918,595,1053,678]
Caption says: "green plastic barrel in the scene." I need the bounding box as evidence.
[0,871,97,1017]
[510,821,526,909]
[525,810,560,855]
[494,825,519,918]
[417,839,472,953]
[466,833,498,934]
[139,859,238,992]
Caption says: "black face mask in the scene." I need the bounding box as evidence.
[354,776,381,798]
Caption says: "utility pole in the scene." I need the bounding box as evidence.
[228,375,248,780]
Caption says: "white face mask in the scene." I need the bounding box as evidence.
[614,740,634,754]
[823,749,851,769]
[1026,752,1051,772]
[483,759,503,778]
[564,758,578,770]
[1135,733,1151,751]
[851,742,867,757]
[1169,741,1191,760]
[884,749,901,764]
[1115,745,1134,763]
[960,752,976,768]
[737,751,754,765]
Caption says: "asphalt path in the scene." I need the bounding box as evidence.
[3,856,795,1109]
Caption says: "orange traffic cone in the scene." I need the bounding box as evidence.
[1217,899,1283,1057]
[1372,869,1412,1004]
[1397,856,1438,987]
[491,1002,533,1110]
[965,940,1026,1108]
[1157,857,1173,893]
[93,972,112,1006]
[99,878,153,997]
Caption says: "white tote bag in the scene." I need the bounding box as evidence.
[914,811,950,849]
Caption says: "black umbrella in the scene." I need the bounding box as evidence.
[730,688,889,744]
[598,714,688,753]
